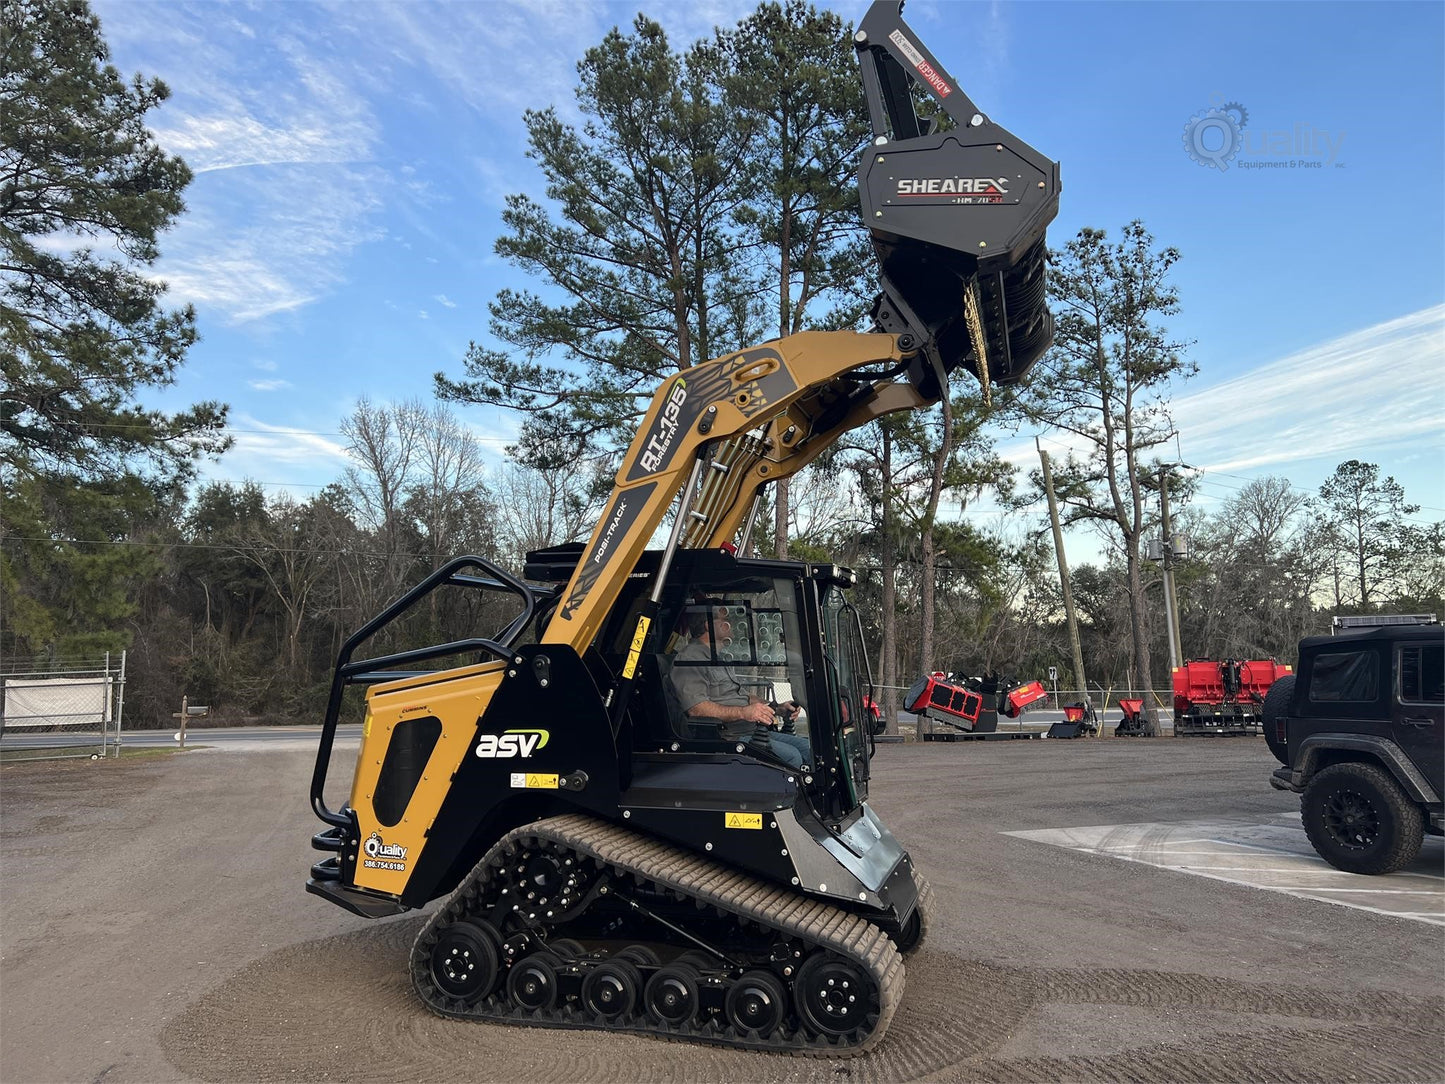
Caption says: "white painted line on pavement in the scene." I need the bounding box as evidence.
[1005,817,1445,926]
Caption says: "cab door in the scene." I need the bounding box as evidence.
[1393,637,1444,797]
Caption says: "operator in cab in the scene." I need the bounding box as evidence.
[671,604,812,770]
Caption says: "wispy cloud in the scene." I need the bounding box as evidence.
[97,1,383,324]
[1002,304,1445,493]
[435,294,457,308]
[1175,304,1444,474]
[248,379,293,392]
[224,415,349,469]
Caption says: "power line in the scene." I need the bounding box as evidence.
[0,534,522,561]
[32,419,520,446]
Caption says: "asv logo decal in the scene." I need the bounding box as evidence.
[475,728,551,759]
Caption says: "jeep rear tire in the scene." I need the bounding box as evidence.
[1301,761,1424,875]
[1260,674,1295,765]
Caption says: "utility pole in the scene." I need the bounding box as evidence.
[1159,468,1184,669]
[1037,440,1089,708]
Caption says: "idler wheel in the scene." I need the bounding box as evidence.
[643,962,701,1026]
[428,918,500,1004]
[506,952,560,1012]
[546,937,587,961]
[615,945,660,967]
[581,959,643,1020]
[724,969,788,1037]
[793,952,871,1037]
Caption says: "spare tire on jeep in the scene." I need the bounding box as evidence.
[1260,673,1295,765]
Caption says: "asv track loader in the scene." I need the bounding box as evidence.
[306,1,1058,1056]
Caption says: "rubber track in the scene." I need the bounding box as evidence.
[410,813,906,1056]
[905,871,935,956]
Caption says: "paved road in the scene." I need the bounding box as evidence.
[1,723,361,753]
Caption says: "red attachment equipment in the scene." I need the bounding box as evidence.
[1002,680,1048,718]
[1112,698,1151,737]
[1172,659,1292,736]
[1063,704,1086,723]
[906,672,984,729]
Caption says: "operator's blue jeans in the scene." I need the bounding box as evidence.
[762,730,812,770]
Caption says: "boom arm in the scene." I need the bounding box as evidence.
[542,331,920,651]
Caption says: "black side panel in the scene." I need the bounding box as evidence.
[373,716,442,827]
[398,645,622,908]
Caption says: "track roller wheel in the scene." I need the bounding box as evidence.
[544,937,588,962]
[725,969,788,1038]
[506,952,560,1012]
[643,962,701,1026]
[674,949,718,970]
[615,945,660,967]
[581,959,643,1020]
[794,952,873,1038]
[428,918,500,1005]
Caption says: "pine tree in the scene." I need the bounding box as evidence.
[1,0,227,657]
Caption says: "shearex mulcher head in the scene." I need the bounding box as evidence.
[855,0,1060,393]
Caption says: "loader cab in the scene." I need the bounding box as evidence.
[598,549,875,819]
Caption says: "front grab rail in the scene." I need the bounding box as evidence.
[310,555,540,827]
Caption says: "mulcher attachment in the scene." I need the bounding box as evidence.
[855,1,1060,394]
[411,814,905,1056]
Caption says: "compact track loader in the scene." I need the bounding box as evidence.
[306,1,1058,1055]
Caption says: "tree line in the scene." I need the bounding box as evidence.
[3,1,1441,730]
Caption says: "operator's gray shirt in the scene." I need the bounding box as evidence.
[671,639,754,740]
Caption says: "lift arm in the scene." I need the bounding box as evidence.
[541,331,919,651]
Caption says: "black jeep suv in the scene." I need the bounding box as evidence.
[1265,620,1443,874]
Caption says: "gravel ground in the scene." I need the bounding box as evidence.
[2,737,1441,1083]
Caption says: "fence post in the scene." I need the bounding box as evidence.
[115,650,126,757]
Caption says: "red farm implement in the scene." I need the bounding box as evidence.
[1173,659,1292,737]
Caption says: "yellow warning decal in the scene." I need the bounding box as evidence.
[510,773,560,789]
[725,812,763,830]
[622,615,652,680]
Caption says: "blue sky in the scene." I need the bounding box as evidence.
[91,0,1445,547]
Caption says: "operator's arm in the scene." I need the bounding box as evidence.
[686,698,774,725]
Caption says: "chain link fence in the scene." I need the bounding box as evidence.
[0,653,127,760]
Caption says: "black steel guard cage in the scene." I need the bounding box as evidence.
[310,555,540,827]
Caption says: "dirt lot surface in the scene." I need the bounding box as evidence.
[3,737,1441,1083]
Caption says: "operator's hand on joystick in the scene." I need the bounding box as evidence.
[769,699,801,732]
[742,700,775,726]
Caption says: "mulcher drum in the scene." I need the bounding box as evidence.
[410,814,906,1056]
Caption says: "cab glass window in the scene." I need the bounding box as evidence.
[1308,650,1378,702]
[1398,643,1445,703]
